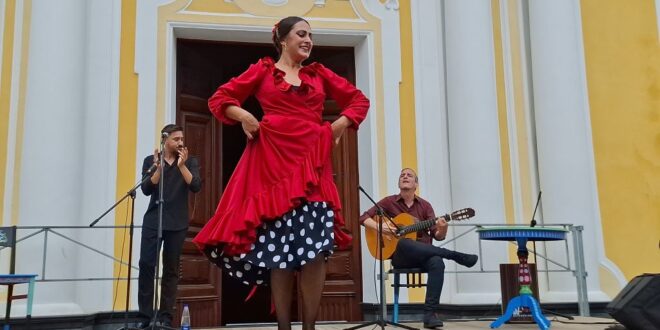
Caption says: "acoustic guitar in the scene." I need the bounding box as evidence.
[365,208,475,260]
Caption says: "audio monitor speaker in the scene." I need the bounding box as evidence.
[606,273,660,330]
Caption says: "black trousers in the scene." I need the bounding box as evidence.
[137,226,187,322]
[391,238,453,312]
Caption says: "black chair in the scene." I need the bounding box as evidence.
[389,268,427,323]
[0,226,37,329]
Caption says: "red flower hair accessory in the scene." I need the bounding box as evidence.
[272,22,280,40]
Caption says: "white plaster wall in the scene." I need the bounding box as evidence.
[411,0,463,303]
[359,0,404,304]
[355,31,380,304]
[75,0,124,313]
[17,0,87,316]
[363,0,403,194]
[5,0,125,317]
[527,0,609,302]
[134,0,168,225]
[443,0,507,303]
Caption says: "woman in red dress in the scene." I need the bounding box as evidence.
[193,16,370,330]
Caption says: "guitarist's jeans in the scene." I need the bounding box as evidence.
[391,238,454,312]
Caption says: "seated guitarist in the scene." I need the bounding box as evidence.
[359,168,478,329]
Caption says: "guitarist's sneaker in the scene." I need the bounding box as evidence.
[456,253,478,268]
[423,312,444,328]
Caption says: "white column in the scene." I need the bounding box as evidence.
[443,0,506,302]
[527,0,608,301]
[76,0,123,313]
[412,0,451,211]
[359,0,405,304]
[19,0,87,316]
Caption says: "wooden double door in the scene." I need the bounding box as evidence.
[172,39,364,326]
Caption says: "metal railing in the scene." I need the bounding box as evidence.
[438,223,589,316]
[3,223,590,316]
[1,225,140,282]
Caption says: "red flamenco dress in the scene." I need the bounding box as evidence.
[193,57,369,285]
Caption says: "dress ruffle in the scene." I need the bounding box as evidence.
[265,57,319,95]
[198,56,365,257]
[193,120,351,256]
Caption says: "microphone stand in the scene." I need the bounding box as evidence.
[528,191,574,321]
[89,164,158,330]
[149,137,177,330]
[345,186,417,330]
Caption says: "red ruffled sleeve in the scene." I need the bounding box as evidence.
[208,58,269,125]
[314,63,370,128]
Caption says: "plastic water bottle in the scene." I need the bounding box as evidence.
[181,304,191,330]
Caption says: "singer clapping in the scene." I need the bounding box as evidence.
[136,124,202,329]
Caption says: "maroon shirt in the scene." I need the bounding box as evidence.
[359,194,438,244]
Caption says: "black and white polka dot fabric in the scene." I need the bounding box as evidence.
[208,201,335,286]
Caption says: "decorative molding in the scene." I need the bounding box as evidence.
[384,0,399,11]
[262,0,288,5]
[230,0,317,17]
[224,0,326,8]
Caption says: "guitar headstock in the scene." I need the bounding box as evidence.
[445,208,475,221]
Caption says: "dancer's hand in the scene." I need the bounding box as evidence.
[331,116,351,145]
[240,112,260,140]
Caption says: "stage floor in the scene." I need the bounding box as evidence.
[211,316,620,330]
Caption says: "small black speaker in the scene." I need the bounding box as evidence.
[607,273,660,330]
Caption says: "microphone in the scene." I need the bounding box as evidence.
[530,191,542,227]
[161,132,169,139]
[145,152,162,175]
[146,162,158,174]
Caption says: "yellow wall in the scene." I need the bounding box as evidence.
[581,0,660,282]
[399,0,418,172]
[0,0,17,226]
[112,0,139,310]
[396,0,424,302]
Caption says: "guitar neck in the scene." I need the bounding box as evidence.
[397,214,448,236]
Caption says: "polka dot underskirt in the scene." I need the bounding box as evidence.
[207,201,335,286]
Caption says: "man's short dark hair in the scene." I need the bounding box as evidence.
[161,124,183,135]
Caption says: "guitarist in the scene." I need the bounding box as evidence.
[359,168,478,329]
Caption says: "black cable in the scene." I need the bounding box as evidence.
[441,297,501,323]
[479,297,502,320]
[108,197,131,323]
[443,318,497,322]
[551,317,620,325]
[373,253,378,304]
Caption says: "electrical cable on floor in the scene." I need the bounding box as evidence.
[443,318,498,322]
[372,255,378,303]
[551,317,620,325]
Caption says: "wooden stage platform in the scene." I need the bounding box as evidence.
[214,316,620,330]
